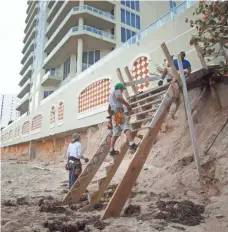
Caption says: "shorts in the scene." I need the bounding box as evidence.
[112,114,131,136]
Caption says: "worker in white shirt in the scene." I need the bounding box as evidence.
[65,133,89,189]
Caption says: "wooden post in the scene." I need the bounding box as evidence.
[177,55,201,173]
[116,68,130,98]
[161,42,181,87]
[124,66,137,95]
[194,42,208,69]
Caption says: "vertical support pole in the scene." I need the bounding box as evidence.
[53,138,56,170]
[124,66,137,95]
[161,42,181,87]
[116,68,130,98]
[194,42,208,69]
[177,55,201,174]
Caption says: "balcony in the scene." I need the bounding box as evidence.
[21,41,35,64]
[19,66,33,87]
[43,25,116,69]
[22,29,36,54]
[47,1,64,23]
[25,2,39,24]
[48,1,55,9]
[26,1,38,19]
[41,70,62,86]
[20,52,34,76]
[24,14,38,34]
[24,16,38,44]
[46,5,115,40]
[17,79,31,99]
[16,93,30,113]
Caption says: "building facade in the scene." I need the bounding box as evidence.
[17,0,172,116]
[1,0,206,151]
[0,94,20,129]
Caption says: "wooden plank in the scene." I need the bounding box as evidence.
[161,42,181,87]
[101,86,174,219]
[177,55,201,173]
[130,90,166,106]
[116,68,130,98]
[124,75,161,87]
[132,98,162,111]
[131,108,157,118]
[62,131,112,205]
[124,66,137,94]
[129,83,169,100]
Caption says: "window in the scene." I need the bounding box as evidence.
[43,91,54,99]
[136,15,140,29]
[121,27,137,43]
[121,0,140,12]
[80,50,101,71]
[121,9,140,30]
[63,56,70,80]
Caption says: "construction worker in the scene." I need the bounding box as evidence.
[158,51,191,86]
[65,133,89,189]
[108,83,138,156]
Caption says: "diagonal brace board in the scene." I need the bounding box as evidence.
[101,86,174,219]
[62,131,112,205]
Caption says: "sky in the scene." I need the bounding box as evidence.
[0,0,27,95]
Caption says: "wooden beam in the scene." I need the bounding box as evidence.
[161,42,181,87]
[124,75,161,87]
[177,55,201,173]
[194,42,208,70]
[116,68,130,98]
[124,66,137,94]
[101,86,174,219]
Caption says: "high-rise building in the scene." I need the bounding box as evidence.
[0,94,20,128]
[17,0,170,115]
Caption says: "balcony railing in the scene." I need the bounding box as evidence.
[16,93,30,109]
[72,5,115,20]
[46,4,115,37]
[72,25,115,40]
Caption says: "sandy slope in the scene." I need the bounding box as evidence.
[1,86,228,232]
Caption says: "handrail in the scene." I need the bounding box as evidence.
[72,25,115,40]
[72,5,115,20]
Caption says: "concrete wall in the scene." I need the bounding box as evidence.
[1,2,202,148]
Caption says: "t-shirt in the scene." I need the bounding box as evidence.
[109,89,123,110]
[173,59,191,71]
[66,141,85,160]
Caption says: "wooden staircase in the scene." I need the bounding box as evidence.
[62,84,169,207]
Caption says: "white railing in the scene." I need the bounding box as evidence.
[72,5,115,20]
[72,25,115,40]
[20,52,34,75]
[24,16,38,42]
[42,70,62,81]
[22,28,36,53]
[19,79,31,93]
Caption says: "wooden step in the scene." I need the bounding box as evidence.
[129,83,169,101]
[131,107,157,118]
[130,90,166,106]
[131,116,153,127]
[132,98,162,112]
[101,86,172,220]
[132,126,149,133]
